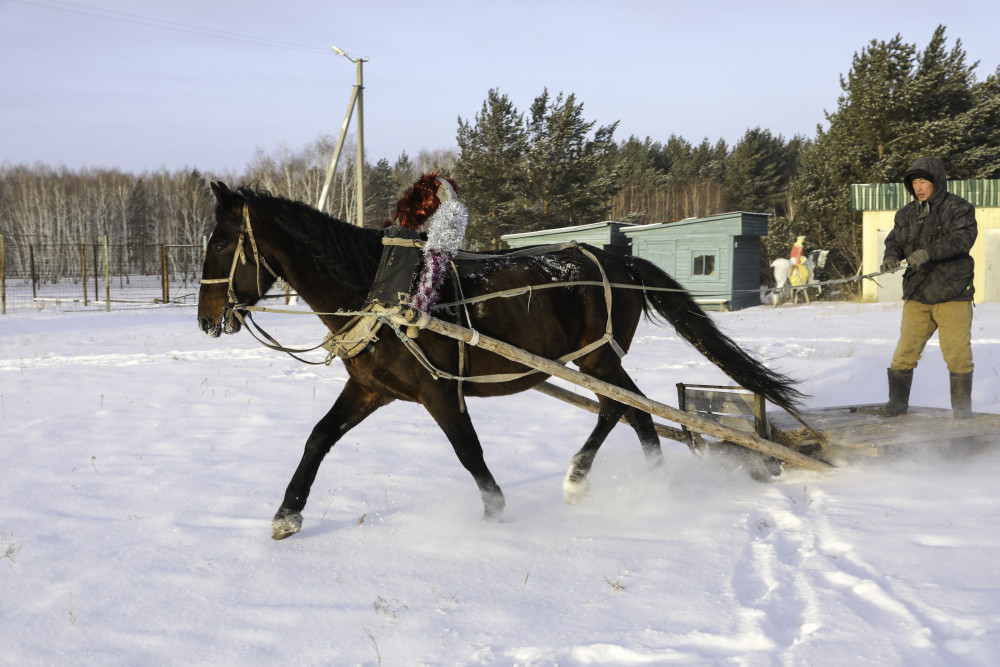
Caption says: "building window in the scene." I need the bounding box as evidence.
[693,254,716,276]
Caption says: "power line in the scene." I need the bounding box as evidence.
[11,0,331,56]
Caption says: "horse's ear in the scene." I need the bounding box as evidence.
[209,181,244,227]
[210,181,231,203]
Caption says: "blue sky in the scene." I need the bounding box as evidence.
[2,0,999,176]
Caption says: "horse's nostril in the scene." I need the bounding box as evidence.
[198,316,222,336]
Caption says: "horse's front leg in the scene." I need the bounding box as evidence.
[272,379,392,540]
[422,388,505,521]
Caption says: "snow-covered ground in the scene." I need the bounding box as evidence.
[2,301,999,666]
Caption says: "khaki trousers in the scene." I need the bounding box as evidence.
[890,300,974,374]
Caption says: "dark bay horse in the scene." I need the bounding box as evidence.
[198,181,801,539]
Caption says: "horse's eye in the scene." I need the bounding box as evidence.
[214,242,229,254]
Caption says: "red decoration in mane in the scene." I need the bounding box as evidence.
[387,172,459,230]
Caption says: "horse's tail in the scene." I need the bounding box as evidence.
[624,255,805,410]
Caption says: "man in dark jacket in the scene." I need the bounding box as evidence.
[879,156,977,417]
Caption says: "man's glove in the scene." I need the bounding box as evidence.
[880,257,901,273]
[906,249,930,268]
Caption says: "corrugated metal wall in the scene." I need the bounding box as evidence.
[851,179,1000,210]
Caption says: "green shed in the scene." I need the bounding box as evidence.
[502,221,633,255]
[623,212,769,311]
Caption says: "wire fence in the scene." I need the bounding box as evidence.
[0,236,207,313]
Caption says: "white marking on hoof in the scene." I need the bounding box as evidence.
[562,471,591,505]
[482,492,505,522]
[271,509,302,540]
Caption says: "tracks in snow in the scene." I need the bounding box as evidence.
[730,483,987,660]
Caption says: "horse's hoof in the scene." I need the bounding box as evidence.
[482,492,505,522]
[562,473,591,505]
[272,507,303,540]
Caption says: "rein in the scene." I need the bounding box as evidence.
[203,209,904,374]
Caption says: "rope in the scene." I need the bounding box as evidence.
[234,265,907,363]
[210,216,906,372]
[433,265,905,310]
[233,309,334,365]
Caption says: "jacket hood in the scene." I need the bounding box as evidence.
[904,156,948,205]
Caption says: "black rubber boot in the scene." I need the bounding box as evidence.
[950,371,973,419]
[879,368,913,417]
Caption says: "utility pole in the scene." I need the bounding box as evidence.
[317,45,367,227]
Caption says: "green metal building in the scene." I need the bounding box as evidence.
[623,212,769,311]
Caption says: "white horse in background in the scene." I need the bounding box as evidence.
[769,249,829,306]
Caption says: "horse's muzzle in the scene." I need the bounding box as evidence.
[198,309,242,337]
[198,315,222,337]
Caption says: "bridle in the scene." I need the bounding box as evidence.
[200,203,280,311]
[200,203,337,364]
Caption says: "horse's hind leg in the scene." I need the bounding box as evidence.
[563,370,663,505]
[563,395,626,504]
[624,404,662,467]
[272,379,392,540]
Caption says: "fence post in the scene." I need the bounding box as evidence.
[1,234,5,315]
[30,245,37,299]
[81,244,88,307]
[93,242,99,303]
[104,236,110,312]
[161,244,169,304]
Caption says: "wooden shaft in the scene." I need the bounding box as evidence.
[533,381,688,444]
[421,315,833,472]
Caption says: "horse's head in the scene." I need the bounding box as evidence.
[807,248,829,270]
[198,181,281,337]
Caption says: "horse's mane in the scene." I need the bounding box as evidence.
[236,186,382,292]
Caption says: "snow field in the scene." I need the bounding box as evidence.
[2,302,999,665]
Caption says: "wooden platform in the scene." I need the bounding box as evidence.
[673,383,998,466]
[767,404,1000,459]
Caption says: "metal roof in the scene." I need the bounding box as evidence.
[850,179,1000,210]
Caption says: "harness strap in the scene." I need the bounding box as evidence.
[321,303,389,361]
[236,240,635,378]
[382,246,624,385]
[243,205,279,296]
[382,237,423,249]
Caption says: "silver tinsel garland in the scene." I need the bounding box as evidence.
[409,199,468,312]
